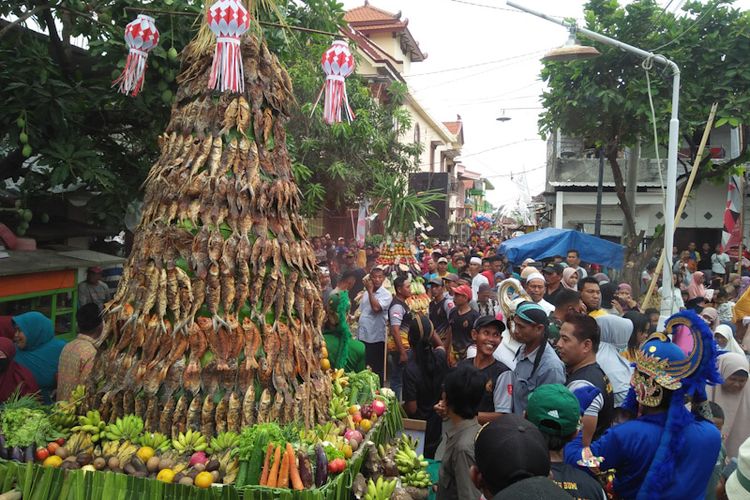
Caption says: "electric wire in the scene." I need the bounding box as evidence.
[650,1,718,51]
[405,49,546,77]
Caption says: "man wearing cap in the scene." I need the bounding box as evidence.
[555,313,614,446]
[458,316,510,424]
[442,273,458,299]
[495,301,565,415]
[543,263,564,304]
[428,277,454,344]
[445,284,480,364]
[565,323,722,499]
[524,272,556,315]
[470,414,570,500]
[57,303,103,401]
[525,385,607,500]
[481,257,496,288]
[436,257,450,279]
[78,266,111,310]
[468,256,489,300]
[358,267,393,386]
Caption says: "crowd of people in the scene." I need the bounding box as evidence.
[4,233,750,499]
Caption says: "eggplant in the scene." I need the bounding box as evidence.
[314,444,328,487]
[0,435,7,459]
[24,445,34,463]
[10,446,23,462]
[297,451,313,489]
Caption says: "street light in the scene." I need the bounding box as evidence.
[507,0,681,314]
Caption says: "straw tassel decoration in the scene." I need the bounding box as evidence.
[113,15,159,97]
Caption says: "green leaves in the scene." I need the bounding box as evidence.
[371,173,444,236]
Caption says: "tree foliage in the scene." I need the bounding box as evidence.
[0,0,420,232]
[540,0,750,257]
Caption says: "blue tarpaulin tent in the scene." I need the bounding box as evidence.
[498,228,625,269]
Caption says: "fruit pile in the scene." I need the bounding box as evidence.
[405,279,429,314]
[394,435,431,488]
[376,241,417,266]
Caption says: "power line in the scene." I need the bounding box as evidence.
[650,1,718,51]
[448,0,579,19]
[484,164,547,179]
[405,49,546,77]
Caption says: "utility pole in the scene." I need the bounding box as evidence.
[624,140,640,241]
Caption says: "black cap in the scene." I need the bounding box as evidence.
[473,315,506,333]
[428,277,444,287]
[474,415,551,495]
[542,263,563,274]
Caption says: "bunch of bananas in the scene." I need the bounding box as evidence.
[102,440,140,465]
[364,477,397,500]
[49,405,78,433]
[329,395,349,421]
[395,435,428,475]
[331,369,350,397]
[65,431,94,455]
[172,430,207,454]
[209,431,239,454]
[402,469,431,488]
[138,432,171,452]
[71,410,106,442]
[217,449,240,484]
[104,415,144,442]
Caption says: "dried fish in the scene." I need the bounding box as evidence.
[215,393,229,434]
[123,390,135,416]
[221,98,239,134]
[242,383,256,427]
[145,396,159,431]
[237,96,250,131]
[269,391,284,423]
[184,321,208,394]
[187,394,202,432]
[227,391,242,433]
[159,396,176,436]
[206,136,223,179]
[201,394,216,438]
[257,388,272,423]
[172,393,188,439]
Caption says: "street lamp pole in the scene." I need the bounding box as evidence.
[507,0,680,309]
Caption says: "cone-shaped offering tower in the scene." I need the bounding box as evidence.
[86,30,332,435]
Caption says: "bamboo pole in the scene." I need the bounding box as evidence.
[641,103,719,310]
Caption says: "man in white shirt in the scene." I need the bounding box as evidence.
[468,257,489,299]
[525,272,555,315]
[357,267,393,385]
[711,243,731,281]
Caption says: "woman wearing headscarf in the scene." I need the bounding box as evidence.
[322,290,366,372]
[561,267,579,291]
[13,311,65,403]
[0,337,39,403]
[688,271,707,300]
[403,314,448,459]
[709,353,750,459]
[0,316,14,340]
[700,307,720,331]
[714,324,745,356]
[615,283,641,313]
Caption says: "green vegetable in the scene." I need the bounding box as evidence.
[237,423,284,461]
[243,429,267,486]
[323,444,344,461]
[1,408,61,448]
[347,370,381,406]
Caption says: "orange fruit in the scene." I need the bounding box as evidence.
[321,358,331,371]
[359,419,372,433]
[43,456,63,468]
[157,469,175,483]
[195,471,213,488]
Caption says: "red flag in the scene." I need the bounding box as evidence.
[722,175,742,256]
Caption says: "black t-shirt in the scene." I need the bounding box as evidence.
[429,297,451,336]
[550,462,606,500]
[545,285,562,304]
[698,250,712,270]
[448,308,480,354]
[457,357,510,414]
[403,349,449,419]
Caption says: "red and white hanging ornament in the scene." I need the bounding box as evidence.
[206,0,251,93]
[113,15,159,97]
[316,40,356,124]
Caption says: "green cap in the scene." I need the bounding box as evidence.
[526,384,580,436]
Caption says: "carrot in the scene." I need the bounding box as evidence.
[288,443,304,490]
[277,445,291,489]
[266,444,282,488]
[259,442,274,486]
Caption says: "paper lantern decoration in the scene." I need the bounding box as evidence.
[113,15,159,97]
[207,0,251,93]
[319,40,355,124]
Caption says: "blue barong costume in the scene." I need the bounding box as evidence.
[565,310,722,500]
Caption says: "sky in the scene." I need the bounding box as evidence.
[340,0,750,210]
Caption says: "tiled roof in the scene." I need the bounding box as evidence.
[443,121,461,135]
[344,3,402,23]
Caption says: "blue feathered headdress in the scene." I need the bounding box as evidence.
[623,310,722,500]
